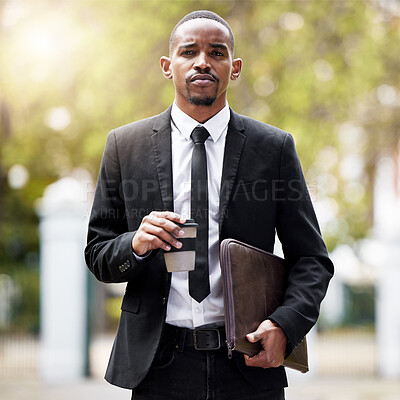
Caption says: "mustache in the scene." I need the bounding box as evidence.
[186,72,219,83]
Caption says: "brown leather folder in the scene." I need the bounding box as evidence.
[220,238,309,373]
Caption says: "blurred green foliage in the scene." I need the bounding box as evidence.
[105,296,124,331]
[343,284,375,327]
[0,0,399,327]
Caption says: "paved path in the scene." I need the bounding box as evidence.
[1,376,400,400]
[286,377,400,400]
[0,379,128,400]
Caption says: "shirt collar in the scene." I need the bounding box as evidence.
[171,102,230,143]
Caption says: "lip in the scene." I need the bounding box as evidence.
[190,74,216,82]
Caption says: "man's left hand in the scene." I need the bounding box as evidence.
[244,320,287,369]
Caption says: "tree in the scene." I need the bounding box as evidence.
[1,0,399,268]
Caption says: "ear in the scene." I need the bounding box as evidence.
[230,58,242,80]
[160,56,173,80]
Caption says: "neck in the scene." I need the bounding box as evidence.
[175,96,227,124]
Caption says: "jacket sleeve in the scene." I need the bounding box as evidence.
[84,130,151,283]
[268,133,334,354]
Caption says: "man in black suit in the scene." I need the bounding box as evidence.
[85,10,333,400]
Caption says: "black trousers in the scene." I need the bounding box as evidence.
[132,329,285,400]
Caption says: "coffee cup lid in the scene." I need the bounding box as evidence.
[177,218,198,228]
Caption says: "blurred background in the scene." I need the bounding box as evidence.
[1,0,400,399]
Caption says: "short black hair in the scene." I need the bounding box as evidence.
[169,10,235,55]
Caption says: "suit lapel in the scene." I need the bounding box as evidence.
[150,107,246,230]
[151,107,174,212]
[219,110,246,231]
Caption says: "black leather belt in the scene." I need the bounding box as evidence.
[164,324,226,351]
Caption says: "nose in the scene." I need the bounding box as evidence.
[193,52,211,71]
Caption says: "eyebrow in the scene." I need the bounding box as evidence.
[210,43,229,51]
[178,42,229,51]
[178,43,198,51]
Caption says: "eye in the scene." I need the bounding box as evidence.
[212,50,225,57]
[181,50,195,56]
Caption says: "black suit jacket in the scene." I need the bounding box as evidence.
[85,106,333,390]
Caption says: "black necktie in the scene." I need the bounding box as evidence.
[189,126,211,303]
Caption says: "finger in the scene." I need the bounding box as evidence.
[245,349,285,369]
[144,215,185,238]
[144,225,183,249]
[244,353,265,368]
[246,333,259,343]
[245,352,280,369]
[150,211,186,224]
[140,232,172,252]
[246,320,272,343]
[246,327,264,342]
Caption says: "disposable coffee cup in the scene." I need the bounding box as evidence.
[163,219,198,272]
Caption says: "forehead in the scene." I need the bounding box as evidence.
[173,18,231,48]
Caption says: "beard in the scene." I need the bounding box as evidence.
[188,95,216,106]
[185,73,219,107]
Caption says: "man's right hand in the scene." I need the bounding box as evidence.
[132,211,186,256]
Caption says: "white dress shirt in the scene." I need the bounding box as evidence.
[165,102,230,328]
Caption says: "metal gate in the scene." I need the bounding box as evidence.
[0,268,39,380]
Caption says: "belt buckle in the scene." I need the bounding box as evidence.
[193,328,221,350]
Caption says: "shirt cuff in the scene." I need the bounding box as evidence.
[132,250,153,263]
